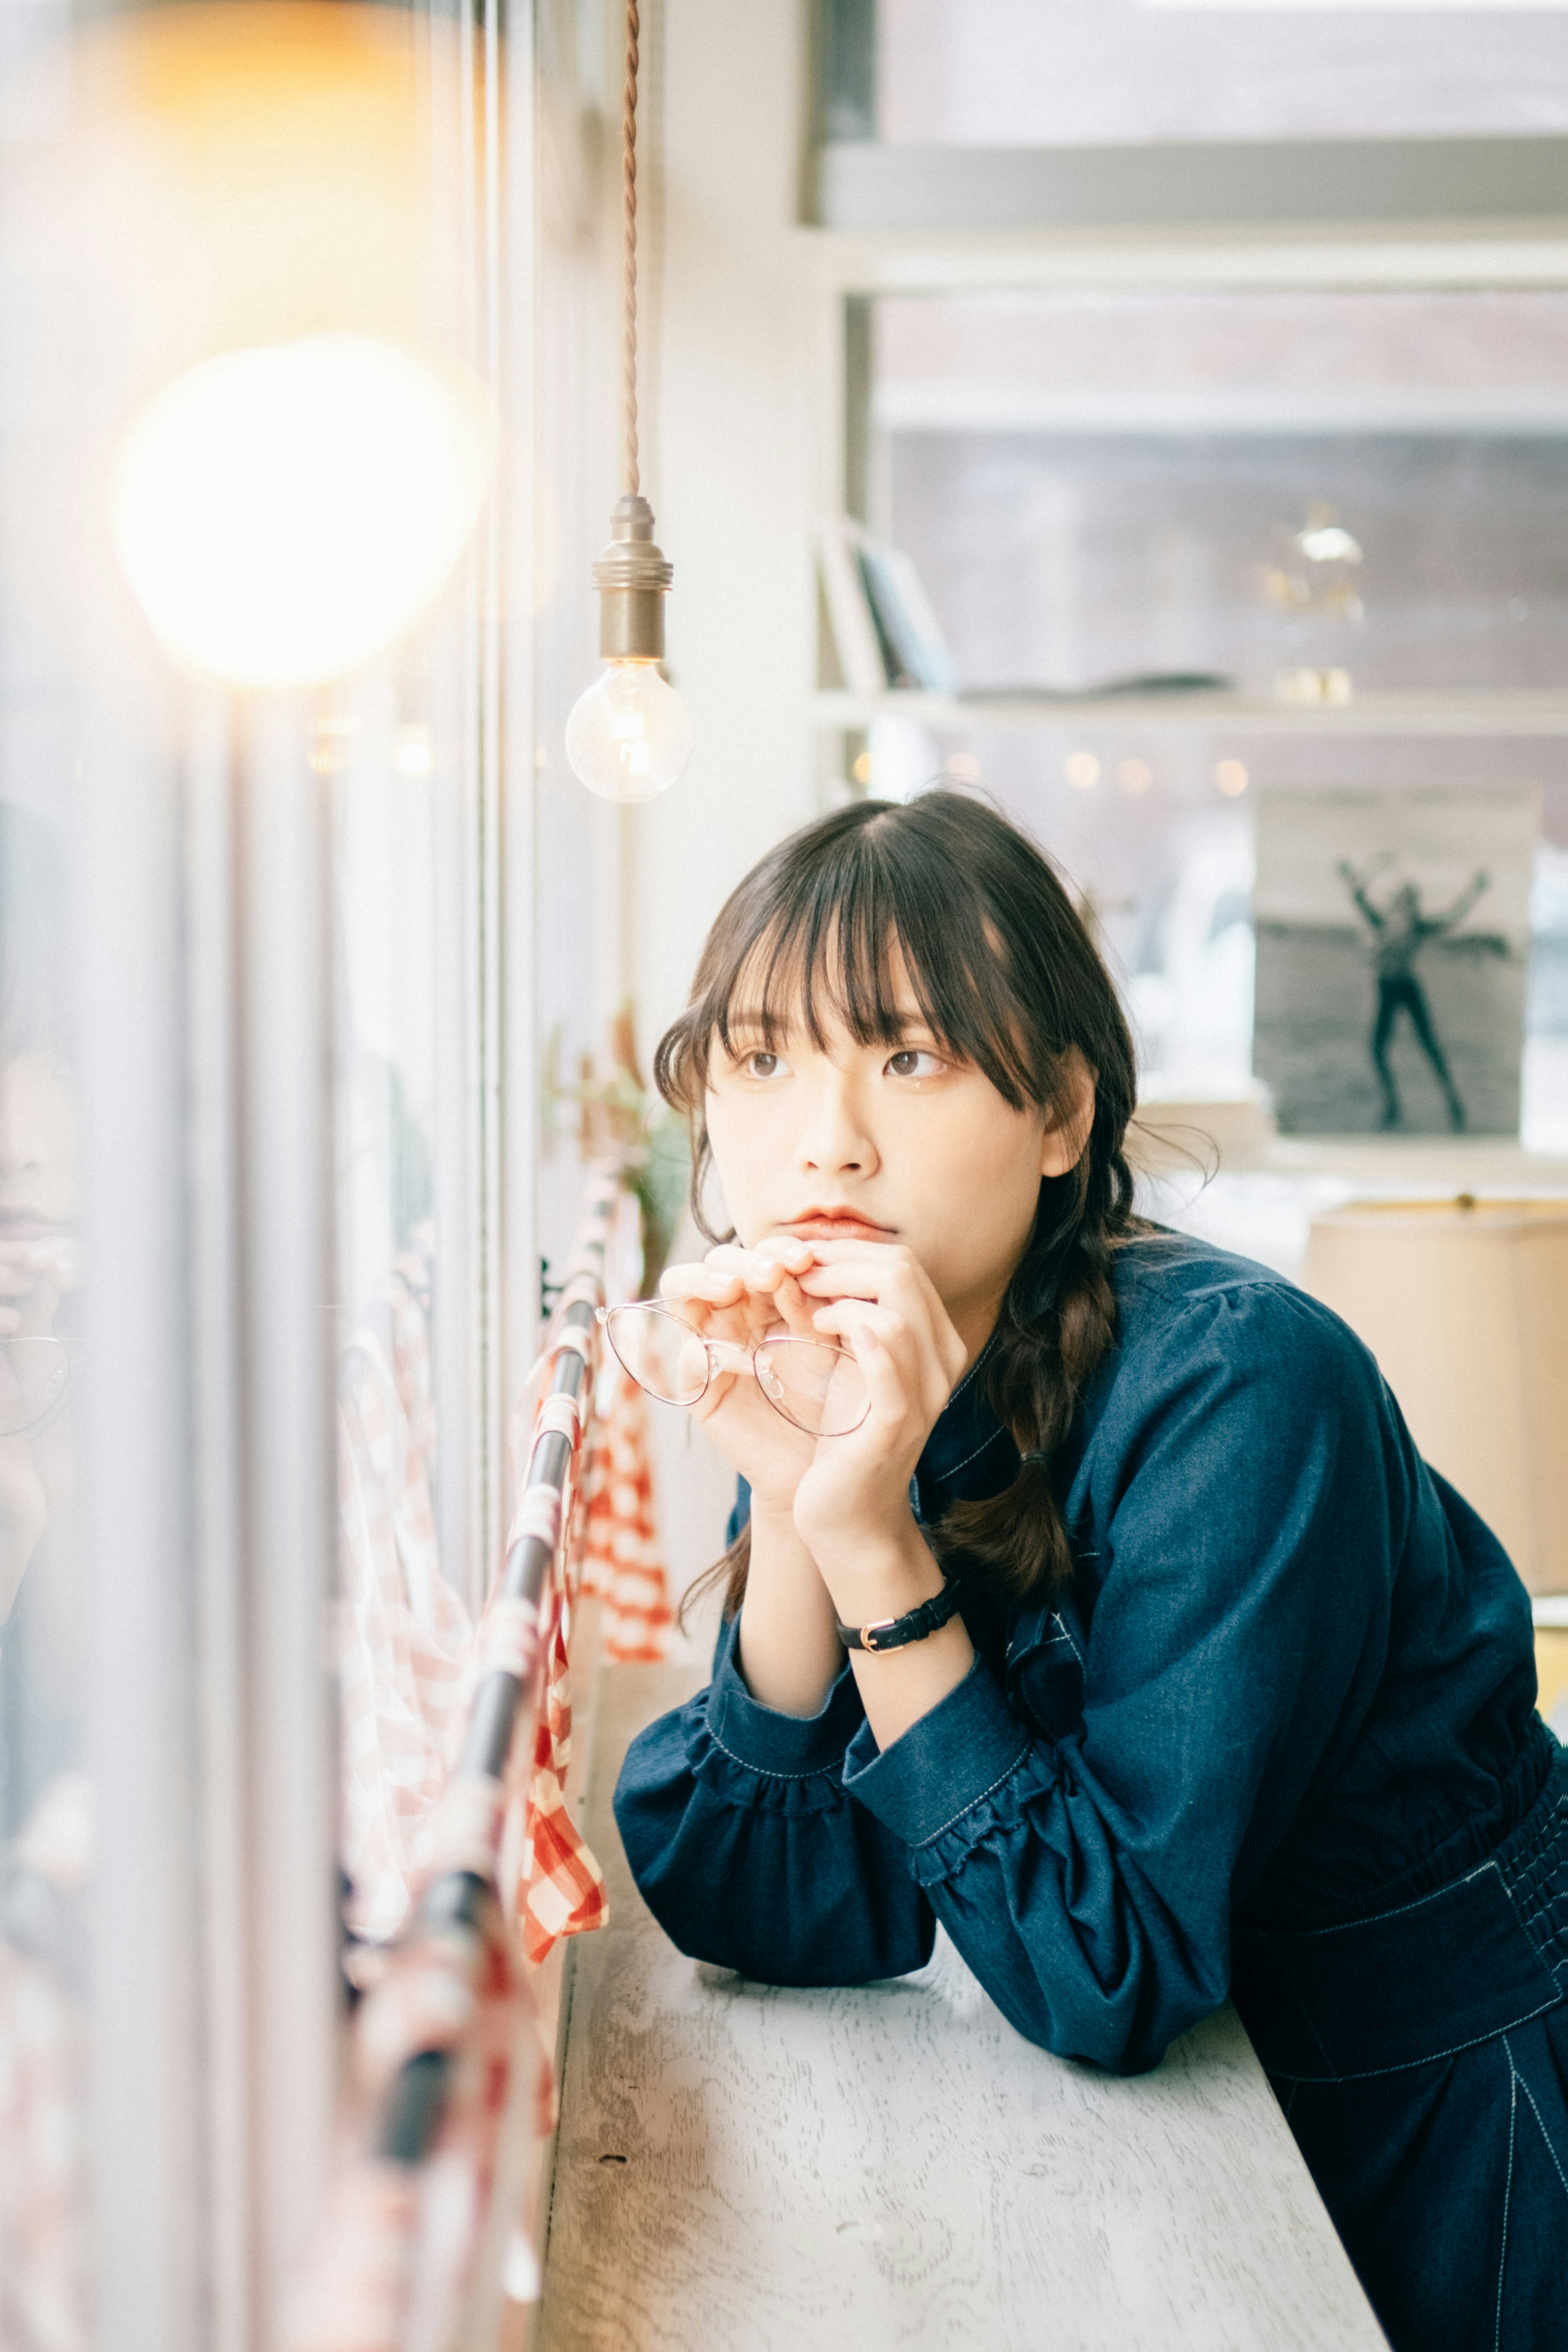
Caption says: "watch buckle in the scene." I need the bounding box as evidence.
[860,1617,898,1654]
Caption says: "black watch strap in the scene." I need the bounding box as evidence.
[837,1580,962,1654]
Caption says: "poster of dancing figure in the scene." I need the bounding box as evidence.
[1254,785,1539,1134]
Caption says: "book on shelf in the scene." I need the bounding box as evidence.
[961,672,1235,702]
[817,519,1235,704]
[818,517,958,695]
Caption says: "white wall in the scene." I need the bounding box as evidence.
[626,0,821,1058]
[620,0,824,1604]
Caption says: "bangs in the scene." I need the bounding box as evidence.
[659,803,1076,1115]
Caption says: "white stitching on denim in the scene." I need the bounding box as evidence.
[1050,1611,1085,1670]
[913,1746,1032,1847]
[1494,1862,1568,2010]
[705,1723,844,1783]
[1263,1997,1563,2082]
[938,1423,1010,1482]
[1495,2051,1516,2352]
[1508,2046,1568,2208]
[945,1327,999,1406]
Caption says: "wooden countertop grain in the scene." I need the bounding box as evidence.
[534,1662,1387,2352]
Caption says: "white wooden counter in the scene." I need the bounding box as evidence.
[534,1665,1387,2352]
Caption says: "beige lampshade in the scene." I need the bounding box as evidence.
[1301,1200,1568,1597]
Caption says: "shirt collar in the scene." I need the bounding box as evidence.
[915,1323,1018,1509]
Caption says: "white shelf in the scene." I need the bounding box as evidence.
[812,688,1568,738]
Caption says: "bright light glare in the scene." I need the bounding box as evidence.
[566,659,693,803]
[1296,523,1361,565]
[114,334,492,690]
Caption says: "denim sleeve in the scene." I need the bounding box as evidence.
[612,1610,937,1985]
[842,1285,1406,2075]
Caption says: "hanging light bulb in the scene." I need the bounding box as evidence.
[566,2,692,802]
[566,495,693,801]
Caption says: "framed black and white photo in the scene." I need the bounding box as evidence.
[1254,786,1540,1136]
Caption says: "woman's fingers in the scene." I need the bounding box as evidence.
[797,1245,966,1389]
[659,1241,820,1341]
[659,1262,746,1310]
[794,1241,935,1318]
[686,1357,738,1424]
[811,1295,954,1427]
[810,1296,913,1355]
[767,1271,822,1343]
[839,1313,913,1433]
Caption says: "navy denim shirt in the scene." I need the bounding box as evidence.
[613,1232,1544,2077]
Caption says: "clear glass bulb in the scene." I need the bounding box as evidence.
[565,658,693,802]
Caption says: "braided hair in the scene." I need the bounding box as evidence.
[653,789,1144,1614]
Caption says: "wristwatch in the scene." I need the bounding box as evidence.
[836,1580,962,1654]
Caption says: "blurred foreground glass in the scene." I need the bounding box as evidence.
[0,806,85,2342]
[20,3,497,696]
[0,1339,74,1438]
[598,1303,871,1437]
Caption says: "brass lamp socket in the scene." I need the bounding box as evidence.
[592,493,674,661]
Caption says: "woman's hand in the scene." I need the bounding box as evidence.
[656,1240,824,1514]
[790,1240,968,1593]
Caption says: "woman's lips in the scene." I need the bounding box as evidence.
[784,1214,895,1243]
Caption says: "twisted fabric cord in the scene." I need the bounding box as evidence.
[622,0,640,497]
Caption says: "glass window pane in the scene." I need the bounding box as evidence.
[0,799,88,2352]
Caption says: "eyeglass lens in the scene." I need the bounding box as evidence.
[753,1339,869,1437]
[602,1305,711,1408]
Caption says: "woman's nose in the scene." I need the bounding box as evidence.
[795,1074,877,1176]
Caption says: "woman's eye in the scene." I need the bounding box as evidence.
[744,1050,784,1080]
[886,1048,944,1080]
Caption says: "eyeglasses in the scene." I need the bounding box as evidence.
[596,1303,871,1438]
[0,1337,75,1438]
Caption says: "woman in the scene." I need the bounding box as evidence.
[612,792,1566,2351]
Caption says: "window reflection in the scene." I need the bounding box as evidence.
[0,800,87,2352]
[330,686,481,1957]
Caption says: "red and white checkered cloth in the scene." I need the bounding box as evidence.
[576,1356,674,1664]
[0,1776,92,2352]
[338,1209,677,1961]
[339,1247,474,1944]
[499,1328,610,1968]
[299,1178,675,2345]
[0,1945,87,2352]
[286,1869,550,2352]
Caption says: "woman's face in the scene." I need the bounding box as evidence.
[703,955,1094,1349]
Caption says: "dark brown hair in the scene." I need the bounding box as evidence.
[654,790,1143,1614]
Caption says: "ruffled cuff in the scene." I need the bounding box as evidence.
[842,1653,1034,1849]
[704,1611,866,1780]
